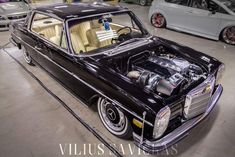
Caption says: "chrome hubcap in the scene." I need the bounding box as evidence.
[152,13,165,28]
[22,46,31,63]
[99,98,126,133]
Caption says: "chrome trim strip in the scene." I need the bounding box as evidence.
[140,111,147,144]
[133,84,223,153]
[10,33,153,127]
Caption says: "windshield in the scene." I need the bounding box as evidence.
[218,0,235,12]
[68,11,148,55]
[0,0,22,3]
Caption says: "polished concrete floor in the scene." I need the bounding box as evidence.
[0,2,235,157]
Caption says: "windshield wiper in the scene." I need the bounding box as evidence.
[108,38,146,55]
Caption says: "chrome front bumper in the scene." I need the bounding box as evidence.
[133,84,223,153]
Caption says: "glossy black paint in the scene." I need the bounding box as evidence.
[10,3,223,141]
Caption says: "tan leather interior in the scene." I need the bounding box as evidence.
[33,25,56,39]
[31,17,63,40]
[69,21,123,54]
[70,33,86,54]
[50,25,61,45]
[86,21,112,48]
[31,14,138,54]
[31,18,68,48]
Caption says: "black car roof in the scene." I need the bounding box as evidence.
[35,2,128,20]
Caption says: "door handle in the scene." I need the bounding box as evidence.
[35,45,42,51]
[186,10,193,13]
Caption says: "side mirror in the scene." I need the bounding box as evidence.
[208,7,217,14]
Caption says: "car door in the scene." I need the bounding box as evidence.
[185,0,221,37]
[45,27,96,102]
[29,12,59,70]
[161,0,193,29]
[21,28,39,61]
[29,12,96,102]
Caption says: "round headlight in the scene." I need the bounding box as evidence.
[216,64,225,84]
[153,106,171,139]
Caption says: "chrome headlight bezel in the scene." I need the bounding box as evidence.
[216,64,225,84]
[153,106,171,139]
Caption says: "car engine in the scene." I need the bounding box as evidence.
[126,52,205,96]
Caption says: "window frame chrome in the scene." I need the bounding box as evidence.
[27,10,71,55]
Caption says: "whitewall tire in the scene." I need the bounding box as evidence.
[97,97,132,139]
[22,45,34,65]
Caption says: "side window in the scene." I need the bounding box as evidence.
[191,0,228,14]
[165,0,190,6]
[218,7,229,14]
[191,0,210,10]
[30,13,67,48]
[209,1,229,14]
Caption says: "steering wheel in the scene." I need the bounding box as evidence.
[112,26,133,44]
[117,26,132,34]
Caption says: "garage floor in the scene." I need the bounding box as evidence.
[0,2,235,157]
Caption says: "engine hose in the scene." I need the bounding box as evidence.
[2,43,123,157]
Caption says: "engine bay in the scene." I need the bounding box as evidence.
[107,46,207,97]
[127,53,206,96]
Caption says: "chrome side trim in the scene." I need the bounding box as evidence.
[133,84,223,153]
[140,111,147,144]
[10,34,154,127]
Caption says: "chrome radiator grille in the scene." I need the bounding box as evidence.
[184,76,215,119]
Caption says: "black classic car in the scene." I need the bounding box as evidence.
[10,2,224,153]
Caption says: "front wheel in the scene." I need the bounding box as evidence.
[222,26,235,45]
[97,97,132,139]
[22,45,34,65]
[151,13,166,28]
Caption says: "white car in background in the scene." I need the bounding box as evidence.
[149,0,235,45]
[0,0,31,31]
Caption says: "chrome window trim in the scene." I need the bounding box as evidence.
[11,33,154,127]
[27,10,71,55]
